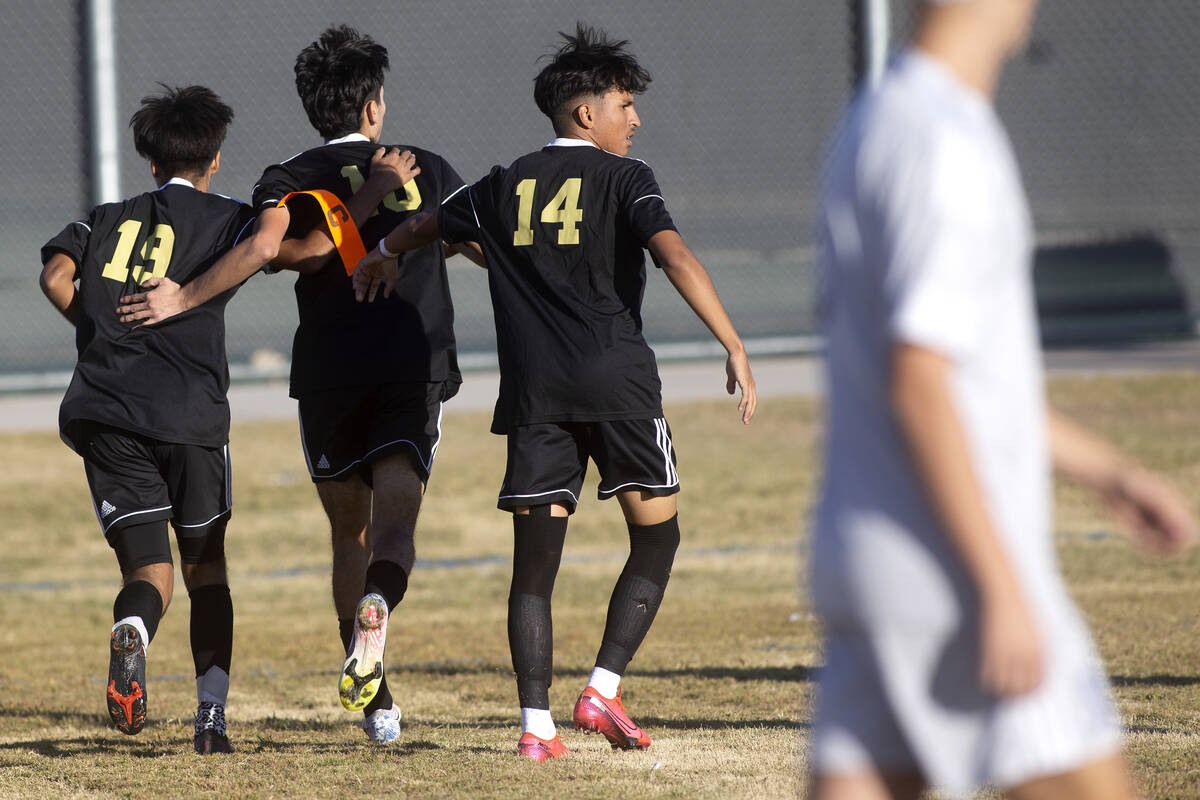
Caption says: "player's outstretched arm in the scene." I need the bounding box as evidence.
[445,240,487,269]
[891,342,1044,698]
[117,207,290,325]
[648,230,756,423]
[353,209,442,302]
[40,252,79,325]
[1048,409,1195,556]
[276,147,420,274]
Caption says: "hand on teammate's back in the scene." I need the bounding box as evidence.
[117,277,183,326]
[352,249,397,303]
[367,146,419,193]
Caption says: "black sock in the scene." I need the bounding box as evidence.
[595,515,680,674]
[340,617,393,715]
[508,510,568,709]
[363,559,409,614]
[189,584,233,677]
[113,580,163,643]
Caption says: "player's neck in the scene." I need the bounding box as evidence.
[154,173,210,192]
[912,19,1007,99]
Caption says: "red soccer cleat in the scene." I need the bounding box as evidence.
[572,686,651,750]
[517,731,571,761]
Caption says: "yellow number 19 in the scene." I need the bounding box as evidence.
[102,219,175,284]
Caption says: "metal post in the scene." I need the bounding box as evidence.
[86,0,121,205]
[854,0,891,87]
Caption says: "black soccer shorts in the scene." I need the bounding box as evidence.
[77,420,232,546]
[297,382,450,486]
[497,417,680,513]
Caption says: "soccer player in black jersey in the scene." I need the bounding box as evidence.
[116,25,474,744]
[354,24,758,760]
[39,85,268,754]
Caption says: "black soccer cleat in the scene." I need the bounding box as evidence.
[193,701,233,754]
[107,623,147,735]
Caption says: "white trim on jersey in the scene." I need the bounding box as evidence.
[499,488,581,506]
[655,418,679,485]
[324,132,371,145]
[441,184,469,205]
[465,187,481,228]
[632,194,665,206]
[72,220,92,232]
[172,444,232,528]
[174,508,231,529]
[299,405,443,477]
[100,505,173,535]
[232,217,256,245]
[159,177,195,190]
[598,417,679,495]
[362,434,438,473]
[545,137,596,148]
[544,136,650,166]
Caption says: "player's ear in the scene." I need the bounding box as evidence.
[209,151,221,176]
[149,162,161,180]
[572,101,594,131]
[365,95,383,127]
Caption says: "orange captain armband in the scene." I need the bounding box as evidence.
[277,189,367,275]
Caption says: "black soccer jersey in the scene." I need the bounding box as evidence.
[41,180,257,451]
[252,137,464,397]
[438,140,678,434]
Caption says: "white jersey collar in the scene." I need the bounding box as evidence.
[159,177,195,190]
[546,137,597,149]
[325,132,371,146]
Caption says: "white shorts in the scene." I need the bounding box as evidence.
[811,608,1123,796]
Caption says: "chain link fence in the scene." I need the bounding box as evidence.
[1,1,1196,387]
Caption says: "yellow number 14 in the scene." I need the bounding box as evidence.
[513,178,583,246]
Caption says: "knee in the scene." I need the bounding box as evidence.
[181,558,227,592]
[626,514,680,587]
[124,563,174,614]
[510,507,569,597]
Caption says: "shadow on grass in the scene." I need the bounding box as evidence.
[632,665,816,683]
[388,662,815,684]
[0,735,181,759]
[637,716,807,731]
[1110,674,1200,688]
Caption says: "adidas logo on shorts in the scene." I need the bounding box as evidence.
[100,500,117,518]
[316,454,330,470]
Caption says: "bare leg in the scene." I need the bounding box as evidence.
[122,561,174,615]
[367,451,424,574]
[316,477,371,619]
[616,490,677,526]
[807,770,926,800]
[1006,753,1140,800]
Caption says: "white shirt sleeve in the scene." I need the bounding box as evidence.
[881,131,995,361]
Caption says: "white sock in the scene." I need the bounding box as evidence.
[196,666,230,706]
[587,666,621,700]
[520,707,556,740]
[113,616,150,656]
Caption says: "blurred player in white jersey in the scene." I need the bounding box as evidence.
[811,0,1195,798]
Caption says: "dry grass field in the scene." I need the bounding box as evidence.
[0,372,1197,799]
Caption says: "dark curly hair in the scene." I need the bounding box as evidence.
[533,23,651,123]
[294,25,389,140]
[129,84,233,177]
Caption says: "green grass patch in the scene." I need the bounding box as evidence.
[0,374,1196,798]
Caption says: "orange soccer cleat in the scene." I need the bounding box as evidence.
[572,685,651,750]
[517,731,571,761]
